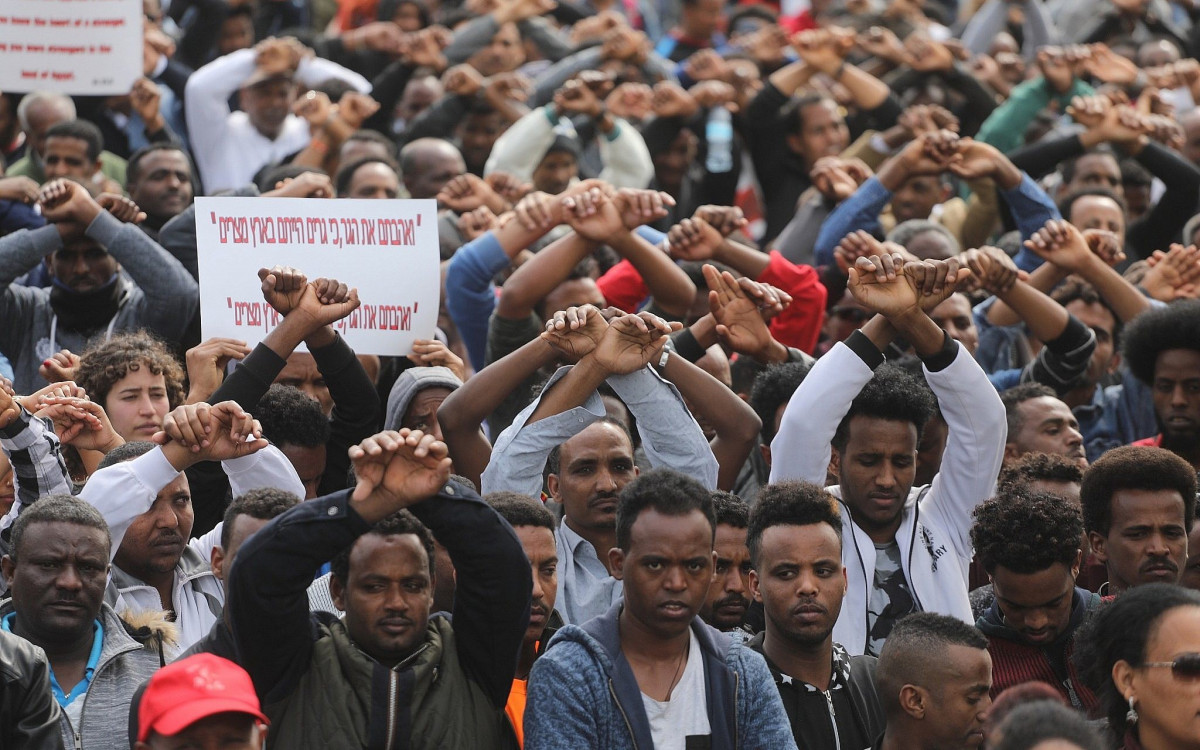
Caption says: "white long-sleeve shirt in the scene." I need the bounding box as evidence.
[483,104,654,189]
[769,333,1006,655]
[79,444,305,652]
[184,48,371,192]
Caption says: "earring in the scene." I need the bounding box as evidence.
[1126,696,1139,726]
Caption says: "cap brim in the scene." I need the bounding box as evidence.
[141,698,267,741]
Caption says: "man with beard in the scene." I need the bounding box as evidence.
[124,145,195,241]
[0,179,196,394]
[873,613,992,750]
[524,469,796,749]
[184,37,369,192]
[76,401,303,653]
[1123,299,1200,472]
[698,492,754,638]
[480,310,717,625]
[745,480,885,750]
[1080,445,1196,595]
[971,486,1100,712]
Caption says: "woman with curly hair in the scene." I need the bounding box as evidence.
[74,330,185,443]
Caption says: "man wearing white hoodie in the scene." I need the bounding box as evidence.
[770,253,1006,657]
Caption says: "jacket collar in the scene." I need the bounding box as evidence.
[577,600,737,749]
[745,633,853,690]
[977,587,1098,647]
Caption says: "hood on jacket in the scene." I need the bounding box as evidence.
[977,586,1098,647]
[384,366,463,431]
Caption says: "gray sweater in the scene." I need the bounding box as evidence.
[0,212,198,393]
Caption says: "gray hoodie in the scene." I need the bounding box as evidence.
[384,366,463,431]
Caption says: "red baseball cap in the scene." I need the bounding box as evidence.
[137,654,268,742]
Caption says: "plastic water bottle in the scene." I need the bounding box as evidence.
[705,107,734,174]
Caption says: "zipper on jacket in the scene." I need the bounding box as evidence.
[609,679,638,749]
[733,671,740,749]
[75,731,82,750]
[824,690,841,750]
[385,670,399,750]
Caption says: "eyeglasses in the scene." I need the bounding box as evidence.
[1142,653,1200,679]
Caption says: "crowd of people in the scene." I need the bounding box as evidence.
[4,0,1200,747]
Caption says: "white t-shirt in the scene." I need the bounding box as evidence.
[641,629,711,750]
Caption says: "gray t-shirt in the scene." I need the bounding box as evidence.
[642,629,712,750]
[867,541,916,656]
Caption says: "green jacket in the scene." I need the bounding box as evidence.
[976,76,1094,155]
[267,614,517,749]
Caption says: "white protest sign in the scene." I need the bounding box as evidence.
[195,197,440,356]
[0,0,142,95]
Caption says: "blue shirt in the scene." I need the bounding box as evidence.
[2,612,104,707]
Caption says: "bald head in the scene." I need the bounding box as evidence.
[399,138,465,200]
[17,92,77,158]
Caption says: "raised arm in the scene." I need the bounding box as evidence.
[0,384,72,548]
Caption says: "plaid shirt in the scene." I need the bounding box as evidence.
[1,408,72,549]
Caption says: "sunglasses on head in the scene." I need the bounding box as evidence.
[1143,653,1200,679]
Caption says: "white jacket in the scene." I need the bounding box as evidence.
[769,334,1006,655]
[79,445,305,653]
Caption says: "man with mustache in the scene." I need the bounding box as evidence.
[745,480,885,750]
[525,469,796,749]
[1080,445,1196,595]
[0,495,168,748]
[485,492,562,747]
[1123,300,1200,473]
[873,612,992,750]
[481,309,717,625]
[698,491,754,637]
[971,485,1100,712]
[74,401,303,654]
[125,144,195,242]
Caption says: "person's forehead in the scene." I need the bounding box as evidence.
[153,473,191,504]
[1110,488,1186,525]
[760,522,841,561]
[1155,347,1200,376]
[1064,299,1116,333]
[628,508,712,552]
[226,514,272,553]
[1017,395,1072,424]
[20,520,108,555]
[714,523,748,550]
[46,135,88,153]
[280,353,320,378]
[1071,196,1123,222]
[846,415,917,447]
[350,532,429,572]
[58,235,105,254]
[1076,154,1120,175]
[141,150,190,173]
[406,386,453,411]
[514,524,557,559]
[931,293,971,318]
[561,422,632,462]
[352,162,399,185]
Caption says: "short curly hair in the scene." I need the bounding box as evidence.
[1080,445,1197,536]
[615,469,715,551]
[999,383,1056,438]
[832,364,937,452]
[1121,299,1200,386]
[747,480,842,567]
[971,486,1083,574]
[711,491,748,529]
[998,453,1083,493]
[748,360,811,443]
[75,330,184,410]
[330,509,436,585]
[256,384,331,448]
